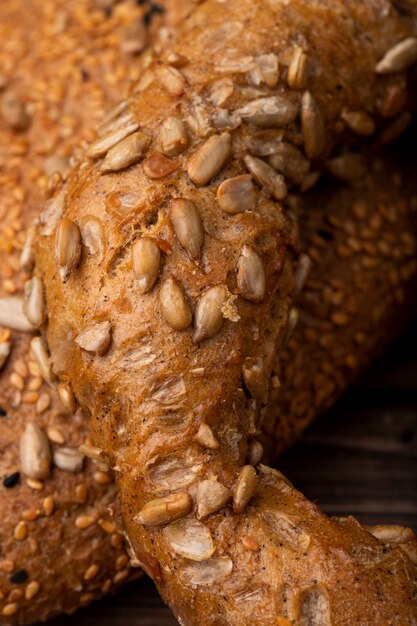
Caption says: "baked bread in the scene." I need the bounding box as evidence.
[34,1,417,624]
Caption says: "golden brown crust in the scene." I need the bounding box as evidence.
[34,1,417,624]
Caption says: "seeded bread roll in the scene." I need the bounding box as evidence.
[35,1,417,624]
[0,0,154,622]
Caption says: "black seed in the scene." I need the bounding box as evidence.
[81,68,90,82]
[10,569,28,584]
[0,406,7,416]
[3,472,20,489]
[143,2,164,26]
[317,228,334,242]
[136,0,148,4]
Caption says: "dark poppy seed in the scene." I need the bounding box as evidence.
[0,406,7,416]
[143,3,164,26]
[10,569,28,584]
[3,472,20,488]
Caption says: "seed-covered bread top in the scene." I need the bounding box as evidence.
[34,1,417,624]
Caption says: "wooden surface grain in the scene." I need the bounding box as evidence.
[44,320,417,626]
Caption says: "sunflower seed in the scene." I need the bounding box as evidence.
[132,238,161,293]
[30,337,57,387]
[143,152,179,178]
[101,131,150,172]
[136,492,192,527]
[196,479,230,519]
[86,123,139,159]
[244,129,286,156]
[0,342,11,371]
[57,382,77,414]
[208,78,234,106]
[242,356,266,401]
[188,132,231,186]
[169,199,204,261]
[237,244,266,303]
[194,423,219,449]
[243,155,287,201]
[20,223,37,274]
[80,217,104,258]
[217,175,256,214]
[233,465,257,514]
[0,296,35,332]
[75,320,112,355]
[297,587,331,625]
[341,110,375,136]
[301,92,326,159]
[40,190,65,236]
[267,142,310,185]
[78,443,104,460]
[23,277,45,328]
[295,254,311,296]
[326,153,366,181]
[247,54,279,88]
[183,556,233,585]
[366,524,416,543]
[247,440,263,466]
[235,96,299,127]
[20,423,51,480]
[164,519,215,561]
[97,100,129,134]
[157,66,186,96]
[376,37,417,74]
[54,218,82,283]
[159,277,192,330]
[287,47,309,89]
[159,117,189,156]
[53,447,85,473]
[194,285,228,343]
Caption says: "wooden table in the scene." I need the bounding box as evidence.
[45,321,417,626]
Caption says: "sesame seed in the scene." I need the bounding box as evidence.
[98,518,116,534]
[75,515,95,529]
[43,496,55,516]
[84,564,100,581]
[75,483,88,503]
[26,478,44,490]
[2,603,18,617]
[25,580,40,600]
[14,521,28,541]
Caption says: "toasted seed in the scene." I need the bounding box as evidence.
[194,285,228,343]
[376,37,417,74]
[242,535,260,551]
[57,382,77,414]
[267,142,310,185]
[75,515,95,529]
[2,603,18,617]
[23,277,45,328]
[235,96,299,127]
[0,342,11,371]
[136,492,192,527]
[159,116,189,156]
[237,245,266,303]
[247,440,263,466]
[326,153,367,181]
[79,443,104,460]
[43,496,55,516]
[54,218,82,283]
[157,66,186,96]
[143,152,179,179]
[53,447,85,473]
[20,223,37,274]
[196,479,230,519]
[341,110,376,136]
[287,47,309,89]
[101,132,150,172]
[194,423,219,449]
[75,320,112,355]
[188,133,231,186]
[86,123,139,159]
[169,199,204,260]
[233,465,257,513]
[20,423,51,480]
[46,425,63,443]
[132,238,161,294]
[183,556,233,585]
[25,581,41,600]
[0,296,35,332]
[164,519,215,561]
[243,155,287,201]
[30,337,57,387]
[80,217,104,258]
[217,175,256,214]
[248,54,279,89]
[301,92,326,159]
[159,277,192,330]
